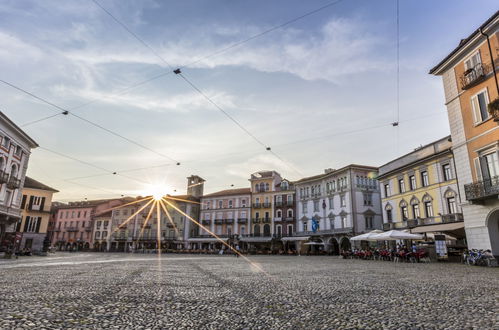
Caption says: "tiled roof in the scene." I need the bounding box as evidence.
[23,177,59,192]
[202,188,251,198]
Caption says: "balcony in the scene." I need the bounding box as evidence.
[225,218,234,224]
[251,218,261,224]
[262,218,271,224]
[201,220,211,225]
[274,217,282,222]
[66,227,78,232]
[84,226,93,232]
[275,201,283,207]
[214,219,223,225]
[253,203,262,209]
[383,223,395,231]
[460,63,490,90]
[6,176,21,189]
[285,217,295,222]
[286,201,294,206]
[464,176,499,202]
[262,202,271,208]
[441,213,464,223]
[237,218,247,224]
[296,227,353,236]
[0,170,9,184]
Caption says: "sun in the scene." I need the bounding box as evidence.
[147,183,170,201]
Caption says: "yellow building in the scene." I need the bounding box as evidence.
[16,177,58,252]
[378,137,465,243]
[248,171,282,238]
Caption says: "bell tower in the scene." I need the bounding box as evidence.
[186,175,205,198]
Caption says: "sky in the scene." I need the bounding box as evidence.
[0,0,497,201]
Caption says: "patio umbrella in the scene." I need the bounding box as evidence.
[350,230,383,241]
[371,230,423,241]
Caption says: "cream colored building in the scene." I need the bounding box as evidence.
[17,177,58,251]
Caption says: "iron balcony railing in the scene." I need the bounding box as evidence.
[284,217,295,222]
[237,218,247,224]
[295,227,353,235]
[66,227,79,232]
[275,201,283,207]
[225,218,234,224]
[460,63,490,90]
[464,176,499,201]
[214,219,224,225]
[262,202,271,208]
[252,203,262,208]
[0,170,9,184]
[441,213,464,223]
[6,176,21,189]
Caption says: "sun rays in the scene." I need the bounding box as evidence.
[103,193,267,275]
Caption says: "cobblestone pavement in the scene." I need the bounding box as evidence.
[0,253,498,329]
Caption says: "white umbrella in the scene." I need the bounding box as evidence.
[371,230,423,241]
[350,230,383,241]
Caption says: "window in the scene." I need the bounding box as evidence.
[398,179,405,193]
[424,201,433,218]
[287,195,293,204]
[72,211,75,218]
[97,221,102,228]
[340,195,346,207]
[77,211,81,218]
[241,199,246,207]
[302,202,308,213]
[328,197,334,209]
[228,200,233,208]
[442,164,452,181]
[218,201,223,209]
[313,200,319,212]
[205,213,210,220]
[1,136,10,148]
[241,211,246,218]
[386,209,393,222]
[95,231,100,239]
[84,211,87,218]
[471,89,490,124]
[103,221,109,228]
[365,216,373,229]
[412,204,420,218]
[264,211,269,219]
[255,212,260,219]
[265,183,269,191]
[102,231,107,238]
[479,152,499,179]
[447,197,456,214]
[341,216,348,228]
[409,175,416,190]
[421,171,429,187]
[303,222,308,232]
[276,210,282,218]
[287,209,293,218]
[363,193,372,206]
[400,201,408,220]
[384,184,391,197]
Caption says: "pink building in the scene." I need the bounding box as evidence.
[52,198,128,251]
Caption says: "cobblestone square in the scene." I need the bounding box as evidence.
[0,253,498,329]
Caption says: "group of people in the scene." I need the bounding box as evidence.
[341,243,429,263]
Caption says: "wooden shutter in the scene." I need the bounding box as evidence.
[21,195,27,209]
[28,196,34,210]
[40,197,46,212]
[16,217,22,232]
[479,156,491,181]
[35,217,41,233]
[23,216,30,232]
[474,158,482,181]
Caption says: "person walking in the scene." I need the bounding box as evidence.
[235,245,240,257]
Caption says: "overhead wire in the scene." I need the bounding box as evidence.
[22,0,346,127]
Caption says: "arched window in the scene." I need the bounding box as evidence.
[276,210,282,218]
[265,183,269,191]
[385,203,393,222]
[259,182,264,192]
[10,164,17,177]
[253,224,260,236]
[287,209,293,218]
[263,224,271,236]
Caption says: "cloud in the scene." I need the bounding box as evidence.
[225,154,300,180]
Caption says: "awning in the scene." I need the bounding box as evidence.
[239,237,272,243]
[412,222,465,236]
[281,236,310,242]
[187,238,228,243]
[304,242,326,245]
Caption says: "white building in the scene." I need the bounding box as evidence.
[0,111,38,250]
[294,165,382,253]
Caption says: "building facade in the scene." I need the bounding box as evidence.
[16,177,58,252]
[52,198,126,251]
[191,188,251,249]
[430,11,499,255]
[378,137,464,245]
[0,112,38,251]
[273,179,296,238]
[294,165,382,253]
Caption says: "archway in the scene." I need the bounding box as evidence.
[253,224,260,237]
[486,209,499,256]
[339,237,351,251]
[329,237,340,255]
[263,224,271,236]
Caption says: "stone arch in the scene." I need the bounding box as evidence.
[485,208,499,255]
[339,236,351,251]
[263,224,271,236]
[399,199,408,207]
[410,196,419,205]
[443,188,457,199]
[422,193,433,202]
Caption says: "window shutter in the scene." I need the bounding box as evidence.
[16,218,22,232]
[479,156,490,181]
[28,196,34,210]
[474,158,483,181]
[23,216,30,232]
[21,195,27,209]
[40,197,46,212]
[35,217,41,233]
[471,95,480,124]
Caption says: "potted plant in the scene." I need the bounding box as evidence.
[488,98,499,122]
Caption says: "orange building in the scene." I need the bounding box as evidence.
[430,11,499,255]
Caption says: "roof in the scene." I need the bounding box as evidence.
[294,164,379,185]
[202,188,251,198]
[0,111,38,148]
[58,197,133,209]
[23,176,59,192]
[429,10,499,74]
